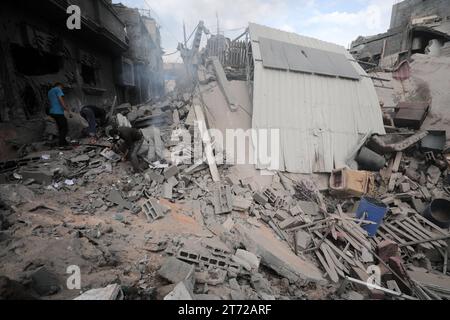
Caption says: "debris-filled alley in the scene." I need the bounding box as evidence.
[1,0,450,302]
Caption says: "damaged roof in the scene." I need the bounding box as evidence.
[249,23,386,174]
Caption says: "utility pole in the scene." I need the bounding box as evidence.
[216,12,220,36]
[183,21,187,47]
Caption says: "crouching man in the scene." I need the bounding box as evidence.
[109,126,145,173]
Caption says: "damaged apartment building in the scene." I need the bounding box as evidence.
[0,0,164,124]
[350,0,450,69]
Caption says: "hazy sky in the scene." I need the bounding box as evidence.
[113,0,397,62]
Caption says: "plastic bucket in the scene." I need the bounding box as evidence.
[423,199,450,229]
[356,197,389,237]
[355,147,386,171]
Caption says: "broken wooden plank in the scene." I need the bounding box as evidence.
[194,105,220,182]
[392,152,403,173]
[316,251,339,283]
[405,217,447,247]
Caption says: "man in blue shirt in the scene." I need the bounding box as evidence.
[48,83,71,147]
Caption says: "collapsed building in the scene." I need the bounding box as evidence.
[350,0,450,69]
[0,4,450,301]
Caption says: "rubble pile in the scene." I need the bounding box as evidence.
[1,70,449,301]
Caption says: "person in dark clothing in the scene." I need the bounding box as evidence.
[47,82,72,148]
[80,105,107,141]
[110,127,144,172]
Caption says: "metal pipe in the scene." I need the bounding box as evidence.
[345,277,418,300]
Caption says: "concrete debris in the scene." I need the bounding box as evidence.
[3,1,450,302]
[235,224,325,284]
[164,280,194,300]
[212,185,233,215]
[74,284,123,300]
[157,257,195,284]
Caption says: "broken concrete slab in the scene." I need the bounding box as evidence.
[234,224,325,284]
[164,280,194,300]
[235,249,260,271]
[253,192,268,205]
[74,284,123,300]
[164,166,179,179]
[158,257,195,284]
[298,201,320,216]
[295,230,312,250]
[232,197,252,212]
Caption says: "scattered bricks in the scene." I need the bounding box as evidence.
[377,240,399,263]
[232,197,252,212]
[279,217,302,230]
[142,198,166,222]
[388,256,409,283]
[212,185,233,215]
[399,182,411,193]
[164,280,194,300]
[253,192,268,205]
[164,166,179,179]
[424,151,436,163]
[167,176,179,187]
[145,170,165,184]
[235,249,260,271]
[274,210,290,221]
[346,291,365,300]
[225,173,240,186]
[263,188,277,204]
[158,257,195,284]
[177,249,200,264]
[295,230,312,250]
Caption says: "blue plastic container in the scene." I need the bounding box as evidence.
[356,197,389,237]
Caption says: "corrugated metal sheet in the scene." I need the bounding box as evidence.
[249,23,386,173]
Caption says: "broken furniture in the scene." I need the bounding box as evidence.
[330,168,375,197]
[393,101,430,129]
[420,130,446,153]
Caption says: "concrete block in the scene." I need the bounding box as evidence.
[377,239,399,262]
[232,197,252,211]
[274,210,290,221]
[279,217,301,230]
[164,166,179,179]
[158,257,195,284]
[253,192,268,205]
[164,280,194,300]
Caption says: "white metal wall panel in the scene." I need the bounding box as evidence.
[249,23,385,173]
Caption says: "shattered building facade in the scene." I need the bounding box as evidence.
[113,4,165,105]
[350,0,450,69]
[0,0,164,122]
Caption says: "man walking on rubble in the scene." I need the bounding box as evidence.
[109,126,145,173]
[47,82,72,149]
[80,105,107,143]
